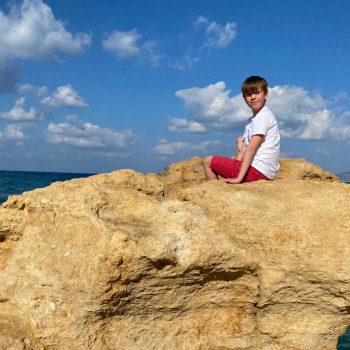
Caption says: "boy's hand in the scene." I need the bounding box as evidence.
[224,177,242,184]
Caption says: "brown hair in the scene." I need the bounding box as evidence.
[241,76,268,97]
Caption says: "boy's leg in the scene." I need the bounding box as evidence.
[206,155,268,182]
[208,156,240,179]
[204,156,219,180]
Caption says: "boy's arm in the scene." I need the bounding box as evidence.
[235,136,245,160]
[225,135,264,184]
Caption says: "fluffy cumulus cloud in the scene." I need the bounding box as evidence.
[154,139,221,156]
[102,29,163,67]
[175,81,249,130]
[102,29,141,58]
[267,85,347,141]
[41,85,87,108]
[194,16,237,49]
[0,0,91,65]
[19,83,48,96]
[329,125,350,141]
[173,81,350,142]
[0,97,40,122]
[168,117,206,133]
[46,115,137,149]
[0,124,26,141]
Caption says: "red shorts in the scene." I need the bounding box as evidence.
[210,156,269,182]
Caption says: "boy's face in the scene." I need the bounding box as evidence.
[244,89,267,115]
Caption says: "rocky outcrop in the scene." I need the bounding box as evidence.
[0,158,348,350]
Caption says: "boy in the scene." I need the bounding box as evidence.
[204,76,280,184]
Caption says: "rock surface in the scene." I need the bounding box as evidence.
[0,157,349,350]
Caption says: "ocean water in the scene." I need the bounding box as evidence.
[0,170,93,204]
[338,327,350,349]
[0,170,349,347]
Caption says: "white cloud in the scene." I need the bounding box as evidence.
[341,111,350,119]
[173,82,350,141]
[193,16,209,26]
[169,117,206,133]
[268,86,334,140]
[0,97,40,122]
[102,29,141,58]
[175,81,249,129]
[46,115,137,149]
[332,92,350,104]
[140,40,164,68]
[154,139,221,156]
[0,0,91,65]
[0,124,26,141]
[103,29,164,67]
[170,54,200,71]
[19,83,48,96]
[329,125,350,141]
[41,85,87,108]
[194,16,237,49]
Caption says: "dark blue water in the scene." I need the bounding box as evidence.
[0,170,93,204]
[0,170,349,347]
[338,326,350,349]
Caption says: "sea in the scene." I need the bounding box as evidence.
[0,170,93,204]
[0,170,349,348]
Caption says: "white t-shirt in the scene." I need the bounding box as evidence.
[242,106,280,179]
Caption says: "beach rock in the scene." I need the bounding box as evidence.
[0,157,348,350]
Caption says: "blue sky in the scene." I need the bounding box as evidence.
[0,0,350,174]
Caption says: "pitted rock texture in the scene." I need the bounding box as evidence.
[0,157,348,350]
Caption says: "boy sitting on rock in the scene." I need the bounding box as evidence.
[204,76,280,184]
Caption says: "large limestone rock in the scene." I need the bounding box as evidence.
[0,158,348,350]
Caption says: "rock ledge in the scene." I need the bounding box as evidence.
[0,158,348,350]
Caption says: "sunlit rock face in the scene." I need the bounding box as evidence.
[0,157,348,350]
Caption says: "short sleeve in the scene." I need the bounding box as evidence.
[251,109,270,136]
